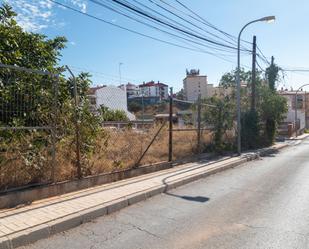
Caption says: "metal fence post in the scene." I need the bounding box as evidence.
[197,94,202,155]
[168,87,173,162]
[51,75,59,183]
[66,66,82,179]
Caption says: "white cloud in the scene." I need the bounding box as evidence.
[67,0,87,13]
[7,0,87,32]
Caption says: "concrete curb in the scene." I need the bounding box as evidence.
[0,144,290,249]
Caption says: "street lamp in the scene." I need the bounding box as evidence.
[236,16,275,155]
[294,84,309,137]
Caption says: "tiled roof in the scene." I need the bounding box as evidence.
[139,81,168,87]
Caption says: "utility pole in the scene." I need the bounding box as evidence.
[197,94,202,155]
[251,35,257,111]
[168,87,173,162]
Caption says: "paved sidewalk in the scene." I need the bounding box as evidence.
[0,143,288,249]
[287,133,309,140]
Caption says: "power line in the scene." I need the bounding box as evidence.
[173,0,236,40]
[50,0,250,65]
[104,0,253,54]
[138,0,232,45]
[50,0,254,68]
[256,58,266,72]
[256,45,270,65]
[281,69,309,72]
[165,0,254,50]
[49,0,233,58]
[173,0,253,47]
[114,0,238,49]
[146,0,238,47]
[108,0,241,50]
[90,0,238,55]
[69,66,142,83]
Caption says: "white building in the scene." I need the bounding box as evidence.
[279,90,307,131]
[139,81,169,100]
[119,83,140,98]
[88,85,135,120]
[183,69,209,101]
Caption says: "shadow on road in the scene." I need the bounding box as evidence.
[259,148,280,157]
[164,192,210,203]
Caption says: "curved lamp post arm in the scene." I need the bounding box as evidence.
[236,16,275,155]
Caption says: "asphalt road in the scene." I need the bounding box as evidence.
[22,139,309,249]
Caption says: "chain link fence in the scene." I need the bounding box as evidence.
[0,64,58,191]
[172,96,214,161]
[0,64,217,192]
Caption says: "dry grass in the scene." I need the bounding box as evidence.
[0,125,214,191]
[0,133,54,190]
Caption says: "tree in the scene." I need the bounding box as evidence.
[258,86,287,145]
[0,4,103,186]
[265,56,280,92]
[241,110,260,149]
[202,95,235,153]
[0,3,67,127]
[216,67,287,151]
[0,4,66,70]
[98,105,129,122]
[219,68,251,88]
[175,88,185,100]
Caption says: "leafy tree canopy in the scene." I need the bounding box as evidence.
[175,88,185,100]
[219,68,263,89]
[0,3,101,183]
[0,4,67,71]
[99,105,129,122]
[202,95,235,153]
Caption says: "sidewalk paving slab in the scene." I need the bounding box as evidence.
[0,143,291,249]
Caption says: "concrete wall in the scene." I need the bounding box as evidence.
[285,109,306,130]
[0,162,172,209]
[0,152,213,209]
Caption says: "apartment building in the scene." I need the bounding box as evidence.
[183,69,209,101]
[139,81,169,100]
[119,83,140,98]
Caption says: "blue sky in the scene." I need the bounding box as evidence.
[5,0,309,92]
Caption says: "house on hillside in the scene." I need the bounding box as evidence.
[88,85,135,120]
[139,81,169,100]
